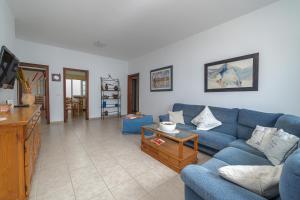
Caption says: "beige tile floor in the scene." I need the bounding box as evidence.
[30,117,211,200]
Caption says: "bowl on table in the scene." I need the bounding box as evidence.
[159,121,176,133]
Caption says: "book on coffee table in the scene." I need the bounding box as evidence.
[150,138,165,145]
[141,124,198,173]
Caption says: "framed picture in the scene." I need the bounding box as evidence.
[150,65,173,92]
[205,53,259,92]
[51,73,61,81]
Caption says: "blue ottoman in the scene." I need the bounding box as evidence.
[122,115,153,135]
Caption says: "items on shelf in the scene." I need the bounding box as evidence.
[100,75,121,119]
[103,95,109,99]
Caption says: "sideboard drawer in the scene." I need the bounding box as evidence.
[25,111,41,139]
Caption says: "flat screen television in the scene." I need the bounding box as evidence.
[0,46,19,89]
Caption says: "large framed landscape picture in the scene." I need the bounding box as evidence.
[150,65,173,92]
[205,53,259,92]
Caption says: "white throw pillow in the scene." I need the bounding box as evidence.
[246,126,277,152]
[264,129,299,165]
[168,110,185,124]
[218,165,283,199]
[191,106,222,130]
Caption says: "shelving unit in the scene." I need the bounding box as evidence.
[100,75,121,119]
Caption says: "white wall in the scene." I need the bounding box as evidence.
[0,0,14,49]
[0,0,17,102]
[15,39,128,122]
[129,0,300,120]
[0,0,128,122]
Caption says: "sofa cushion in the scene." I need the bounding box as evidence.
[275,114,300,138]
[192,130,236,150]
[237,125,254,140]
[169,110,185,124]
[237,109,282,140]
[208,106,239,136]
[246,125,277,152]
[229,139,265,158]
[159,114,169,122]
[173,103,205,126]
[181,165,267,200]
[218,164,282,199]
[191,106,222,130]
[201,158,228,173]
[214,147,272,165]
[264,129,299,165]
[176,123,196,131]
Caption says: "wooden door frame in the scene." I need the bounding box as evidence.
[18,62,50,124]
[127,73,139,114]
[63,67,89,122]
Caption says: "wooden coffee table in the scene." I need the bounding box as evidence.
[141,124,198,173]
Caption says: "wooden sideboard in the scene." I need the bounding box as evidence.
[0,105,41,200]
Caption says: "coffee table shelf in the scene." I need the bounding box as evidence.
[141,124,198,173]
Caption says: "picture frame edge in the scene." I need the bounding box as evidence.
[150,65,173,92]
[204,53,259,92]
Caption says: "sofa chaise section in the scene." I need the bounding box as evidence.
[180,111,300,200]
[181,164,267,200]
[159,103,300,200]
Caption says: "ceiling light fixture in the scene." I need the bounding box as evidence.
[94,41,107,48]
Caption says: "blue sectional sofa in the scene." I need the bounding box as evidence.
[159,103,300,200]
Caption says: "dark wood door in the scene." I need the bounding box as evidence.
[127,73,139,114]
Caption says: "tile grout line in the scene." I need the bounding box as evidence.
[36,118,188,200]
[73,123,117,200]
[103,134,166,199]
[59,125,78,200]
[78,124,146,199]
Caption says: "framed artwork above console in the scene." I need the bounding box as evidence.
[205,53,259,92]
[150,65,173,92]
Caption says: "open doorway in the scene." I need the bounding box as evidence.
[63,68,89,122]
[127,73,139,114]
[18,63,50,124]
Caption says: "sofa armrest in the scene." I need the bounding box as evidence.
[280,149,300,200]
[181,165,267,200]
[159,114,169,122]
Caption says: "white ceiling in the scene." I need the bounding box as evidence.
[9,0,278,61]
